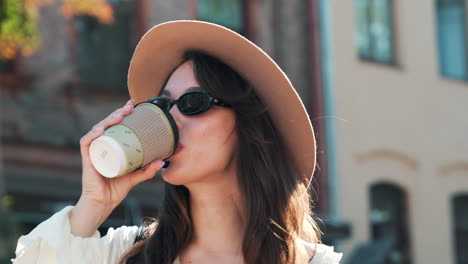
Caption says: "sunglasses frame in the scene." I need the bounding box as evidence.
[145,90,231,116]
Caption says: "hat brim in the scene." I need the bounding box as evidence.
[127,20,316,186]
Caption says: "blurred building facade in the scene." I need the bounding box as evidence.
[0,0,348,262]
[325,0,468,263]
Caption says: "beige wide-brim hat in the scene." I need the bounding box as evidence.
[127,20,316,186]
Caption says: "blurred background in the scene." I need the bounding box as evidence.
[1,0,467,263]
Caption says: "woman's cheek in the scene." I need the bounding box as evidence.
[163,111,237,184]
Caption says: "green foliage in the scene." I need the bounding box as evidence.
[0,0,115,60]
[0,0,40,59]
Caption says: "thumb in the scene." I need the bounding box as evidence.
[120,160,166,187]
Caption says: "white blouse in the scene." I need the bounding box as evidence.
[11,206,342,264]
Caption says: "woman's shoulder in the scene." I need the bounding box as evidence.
[12,206,141,264]
[299,240,343,264]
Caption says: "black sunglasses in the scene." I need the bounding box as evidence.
[146,90,231,115]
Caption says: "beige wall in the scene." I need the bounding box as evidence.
[330,1,468,263]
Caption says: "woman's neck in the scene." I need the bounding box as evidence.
[185,173,246,256]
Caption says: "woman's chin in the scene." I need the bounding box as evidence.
[160,163,186,185]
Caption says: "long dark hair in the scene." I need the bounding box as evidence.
[120,50,321,264]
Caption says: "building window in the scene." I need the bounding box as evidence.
[369,183,412,264]
[0,59,15,73]
[354,0,396,65]
[452,194,468,264]
[197,0,245,34]
[435,0,468,81]
[73,0,135,91]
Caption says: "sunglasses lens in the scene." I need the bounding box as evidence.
[151,98,172,111]
[179,92,211,114]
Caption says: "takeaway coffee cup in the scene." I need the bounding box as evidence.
[89,102,179,178]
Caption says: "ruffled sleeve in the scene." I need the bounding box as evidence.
[11,206,139,264]
[301,241,343,264]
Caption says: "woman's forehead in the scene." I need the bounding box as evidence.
[161,86,202,97]
[161,61,200,97]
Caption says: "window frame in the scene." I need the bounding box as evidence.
[435,0,468,82]
[368,182,413,264]
[452,193,468,264]
[196,0,247,36]
[354,0,397,66]
[71,0,141,93]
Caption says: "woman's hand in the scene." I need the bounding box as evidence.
[70,99,165,237]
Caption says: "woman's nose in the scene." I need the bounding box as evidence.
[169,106,183,130]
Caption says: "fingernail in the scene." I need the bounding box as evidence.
[124,105,132,110]
[94,126,103,132]
[128,99,134,104]
[114,113,123,118]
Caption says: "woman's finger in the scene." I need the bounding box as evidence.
[90,99,134,130]
[125,98,135,106]
[80,99,135,172]
[92,111,125,130]
[81,111,125,166]
[92,104,133,131]
[80,126,105,167]
[118,160,165,188]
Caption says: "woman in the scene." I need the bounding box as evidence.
[12,21,342,264]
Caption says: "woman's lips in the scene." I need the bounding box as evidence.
[172,143,183,156]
